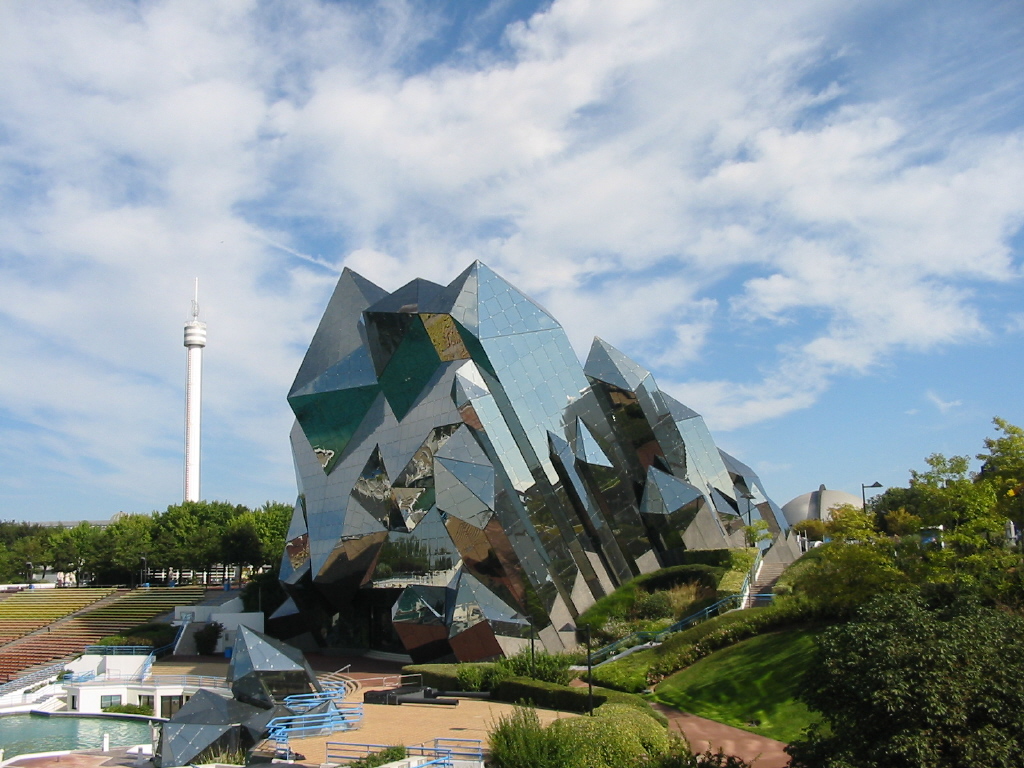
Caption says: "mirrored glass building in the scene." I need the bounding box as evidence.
[277,262,786,662]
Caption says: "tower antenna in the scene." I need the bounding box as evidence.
[183,279,207,503]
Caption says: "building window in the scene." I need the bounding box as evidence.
[100,695,122,709]
[161,695,184,718]
[69,695,77,711]
[138,695,154,713]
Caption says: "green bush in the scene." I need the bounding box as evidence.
[495,648,574,685]
[102,703,154,716]
[590,599,820,692]
[577,564,725,631]
[632,590,673,620]
[489,706,559,768]
[94,635,154,647]
[403,663,464,689]
[193,621,224,655]
[489,675,666,725]
[489,702,673,768]
[349,746,406,767]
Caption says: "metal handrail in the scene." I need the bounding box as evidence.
[327,738,483,765]
[0,662,66,696]
[82,645,152,655]
[587,551,771,665]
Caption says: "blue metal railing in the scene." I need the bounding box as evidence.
[283,688,351,712]
[267,706,364,758]
[0,663,66,697]
[136,623,186,681]
[587,591,775,665]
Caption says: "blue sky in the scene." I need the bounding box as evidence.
[1,0,1022,523]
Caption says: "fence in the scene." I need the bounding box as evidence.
[327,738,484,766]
[267,705,364,759]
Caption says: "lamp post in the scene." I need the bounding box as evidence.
[862,481,883,510]
[529,622,536,678]
[741,492,756,546]
[585,624,593,717]
[140,556,148,588]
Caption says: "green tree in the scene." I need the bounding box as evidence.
[787,588,1024,768]
[977,417,1024,526]
[106,513,154,585]
[788,542,907,617]
[824,504,880,544]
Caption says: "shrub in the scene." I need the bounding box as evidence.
[495,648,574,685]
[349,746,406,767]
[193,621,224,655]
[492,675,603,712]
[95,635,154,647]
[590,599,821,692]
[548,711,652,768]
[455,663,486,692]
[632,590,673,620]
[489,702,673,768]
[489,706,559,768]
[402,663,463,689]
[578,564,725,631]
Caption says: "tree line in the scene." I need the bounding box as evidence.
[0,500,293,587]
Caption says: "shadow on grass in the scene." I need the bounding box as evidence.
[651,628,821,743]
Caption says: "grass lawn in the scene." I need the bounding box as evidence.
[651,628,821,743]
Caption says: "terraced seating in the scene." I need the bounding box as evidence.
[0,586,207,681]
[0,588,115,643]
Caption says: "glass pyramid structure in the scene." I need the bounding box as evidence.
[280,262,787,661]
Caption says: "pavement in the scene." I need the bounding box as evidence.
[1,655,791,767]
[652,704,791,768]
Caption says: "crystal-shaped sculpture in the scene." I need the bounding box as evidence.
[281,261,787,661]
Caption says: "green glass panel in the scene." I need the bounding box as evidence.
[288,385,381,474]
[453,317,496,378]
[378,315,442,420]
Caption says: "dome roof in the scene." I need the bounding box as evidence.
[781,485,863,526]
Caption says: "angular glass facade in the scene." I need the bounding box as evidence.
[279,262,786,662]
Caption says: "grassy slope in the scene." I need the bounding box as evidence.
[651,628,821,743]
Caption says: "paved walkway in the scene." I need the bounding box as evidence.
[652,704,791,768]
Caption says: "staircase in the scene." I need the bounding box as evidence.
[745,562,787,607]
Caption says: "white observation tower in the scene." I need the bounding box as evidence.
[183,279,207,502]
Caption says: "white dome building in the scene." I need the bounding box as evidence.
[781,485,863,527]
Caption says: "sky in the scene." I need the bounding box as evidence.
[1,0,1022,524]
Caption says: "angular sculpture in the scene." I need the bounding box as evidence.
[156,627,324,767]
[278,262,786,662]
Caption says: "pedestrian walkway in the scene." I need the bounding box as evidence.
[651,703,790,768]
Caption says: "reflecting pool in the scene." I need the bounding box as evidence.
[0,713,153,757]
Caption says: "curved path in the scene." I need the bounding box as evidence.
[651,703,790,768]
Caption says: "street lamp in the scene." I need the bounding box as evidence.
[862,481,883,510]
[741,492,756,526]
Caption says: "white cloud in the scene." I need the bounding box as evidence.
[926,390,963,414]
[0,0,1021,518]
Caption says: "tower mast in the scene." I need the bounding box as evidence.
[183,278,207,502]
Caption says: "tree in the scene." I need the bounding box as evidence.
[977,417,1024,526]
[824,504,880,543]
[106,513,154,585]
[787,588,1024,768]
[787,542,907,617]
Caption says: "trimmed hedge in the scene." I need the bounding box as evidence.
[491,675,666,725]
[577,564,725,631]
[403,663,467,689]
[590,598,821,692]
